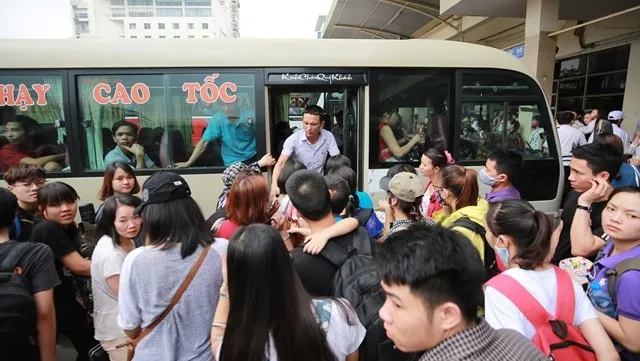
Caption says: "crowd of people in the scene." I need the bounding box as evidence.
[0,105,639,361]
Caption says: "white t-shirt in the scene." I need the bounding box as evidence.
[484,268,597,340]
[215,298,366,361]
[557,124,587,166]
[91,235,133,341]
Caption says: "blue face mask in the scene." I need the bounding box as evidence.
[479,168,498,186]
[435,189,445,205]
[494,243,510,267]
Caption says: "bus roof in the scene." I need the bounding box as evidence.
[0,38,533,75]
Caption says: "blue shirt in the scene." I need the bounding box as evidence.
[282,129,339,173]
[202,109,257,166]
[104,146,154,169]
[612,163,640,189]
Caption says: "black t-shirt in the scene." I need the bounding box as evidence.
[0,240,61,360]
[30,220,90,331]
[552,190,607,264]
[8,206,37,243]
[292,231,356,297]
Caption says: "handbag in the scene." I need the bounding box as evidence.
[117,244,210,361]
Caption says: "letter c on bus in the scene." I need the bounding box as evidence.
[93,83,112,104]
[219,82,237,103]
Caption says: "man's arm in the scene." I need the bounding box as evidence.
[175,139,208,168]
[270,153,290,198]
[19,154,64,167]
[33,290,57,361]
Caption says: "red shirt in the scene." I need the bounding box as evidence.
[0,144,29,172]
[217,220,240,240]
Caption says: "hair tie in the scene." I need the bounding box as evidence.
[444,150,454,164]
[349,194,355,203]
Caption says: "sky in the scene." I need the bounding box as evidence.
[239,0,333,38]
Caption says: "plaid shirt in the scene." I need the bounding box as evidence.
[417,319,546,361]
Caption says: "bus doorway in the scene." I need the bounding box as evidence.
[268,86,365,187]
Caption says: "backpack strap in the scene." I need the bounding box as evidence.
[552,266,576,324]
[355,208,373,227]
[485,274,552,329]
[13,215,21,240]
[452,218,496,272]
[0,242,31,273]
[606,257,640,310]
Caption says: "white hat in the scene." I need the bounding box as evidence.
[608,110,624,121]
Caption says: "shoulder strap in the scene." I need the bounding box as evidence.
[0,242,31,273]
[552,266,576,324]
[453,217,495,270]
[13,215,21,240]
[485,274,552,329]
[355,208,373,227]
[321,242,351,268]
[211,218,226,237]
[131,244,210,346]
[607,257,640,309]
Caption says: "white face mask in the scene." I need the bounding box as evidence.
[479,168,498,186]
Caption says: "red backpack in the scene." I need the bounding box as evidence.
[485,266,596,361]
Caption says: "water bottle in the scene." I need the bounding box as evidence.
[589,280,617,318]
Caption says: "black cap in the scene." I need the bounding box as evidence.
[135,171,191,215]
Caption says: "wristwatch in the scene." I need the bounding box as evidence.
[576,204,591,212]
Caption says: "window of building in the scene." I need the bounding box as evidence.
[203,35,209,38]
[552,45,630,114]
[0,74,69,173]
[188,23,194,29]
[159,35,166,38]
[186,8,212,16]
[369,72,450,169]
[128,0,153,5]
[110,0,125,5]
[202,23,209,29]
[128,8,154,17]
[157,8,182,16]
[131,36,137,38]
[76,21,90,34]
[75,73,257,170]
[75,9,88,19]
[185,0,211,5]
[129,23,137,30]
[173,23,180,29]
[144,23,151,29]
[188,35,195,38]
[156,0,182,5]
[174,35,180,38]
[145,35,151,38]
[158,23,165,29]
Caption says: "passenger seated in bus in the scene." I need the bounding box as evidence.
[104,121,155,169]
[506,119,525,150]
[0,115,66,172]
[527,115,545,151]
[176,100,257,167]
[378,111,422,162]
[553,143,623,263]
[460,126,480,160]
[481,149,523,203]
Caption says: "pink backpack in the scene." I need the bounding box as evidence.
[485,266,596,361]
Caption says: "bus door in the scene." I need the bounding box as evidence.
[265,69,368,188]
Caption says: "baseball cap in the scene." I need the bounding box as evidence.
[380,172,424,202]
[135,171,192,215]
[608,110,624,121]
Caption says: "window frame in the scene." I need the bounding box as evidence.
[58,67,266,177]
[0,69,78,178]
[368,67,455,170]
[454,68,559,167]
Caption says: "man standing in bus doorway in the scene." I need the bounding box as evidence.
[176,100,258,167]
[270,105,340,198]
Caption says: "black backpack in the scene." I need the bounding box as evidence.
[452,217,500,280]
[0,242,38,350]
[321,229,417,361]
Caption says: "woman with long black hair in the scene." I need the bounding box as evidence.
[211,224,365,361]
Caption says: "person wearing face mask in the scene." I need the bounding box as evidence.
[432,165,489,262]
[92,194,142,361]
[483,200,619,361]
[480,149,523,203]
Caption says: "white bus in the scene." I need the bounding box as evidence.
[0,38,563,217]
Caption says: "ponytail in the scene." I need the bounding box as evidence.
[486,200,553,270]
[396,196,424,222]
[440,165,479,210]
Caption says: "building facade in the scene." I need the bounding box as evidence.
[73,0,239,38]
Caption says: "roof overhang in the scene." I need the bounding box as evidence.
[322,0,457,39]
[440,0,640,21]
